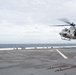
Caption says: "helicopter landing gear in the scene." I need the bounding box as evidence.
[61,37,71,41]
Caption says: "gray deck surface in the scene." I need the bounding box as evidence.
[0,48,76,75]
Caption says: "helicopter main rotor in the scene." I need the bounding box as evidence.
[50,18,76,27]
[59,18,76,26]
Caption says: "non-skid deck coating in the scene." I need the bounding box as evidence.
[0,48,76,75]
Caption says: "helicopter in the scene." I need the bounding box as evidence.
[51,19,76,41]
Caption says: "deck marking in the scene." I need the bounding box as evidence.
[56,49,68,59]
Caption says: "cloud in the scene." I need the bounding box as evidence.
[0,0,76,43]
[0,0,76,25]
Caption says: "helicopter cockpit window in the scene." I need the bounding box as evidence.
[65,28,68,31]
[63,28,68,32]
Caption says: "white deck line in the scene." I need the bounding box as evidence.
[56,49,68,59]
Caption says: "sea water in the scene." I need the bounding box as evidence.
[0,44,76,48]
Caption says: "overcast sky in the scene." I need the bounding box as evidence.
[0,0,76,44]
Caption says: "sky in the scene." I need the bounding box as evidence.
[0,0,76,44]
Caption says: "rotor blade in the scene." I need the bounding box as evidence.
[58,18,71,24]
[49,25,70,26]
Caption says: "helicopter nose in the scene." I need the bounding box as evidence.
[59,32,67,36]
[59,32,62,35]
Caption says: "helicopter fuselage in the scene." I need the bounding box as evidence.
[59,26,76,40]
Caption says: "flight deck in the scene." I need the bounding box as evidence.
[0,47,76,75]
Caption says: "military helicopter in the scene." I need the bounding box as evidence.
[51,19,76,41]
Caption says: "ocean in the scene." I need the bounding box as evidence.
[0,44,76,48]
